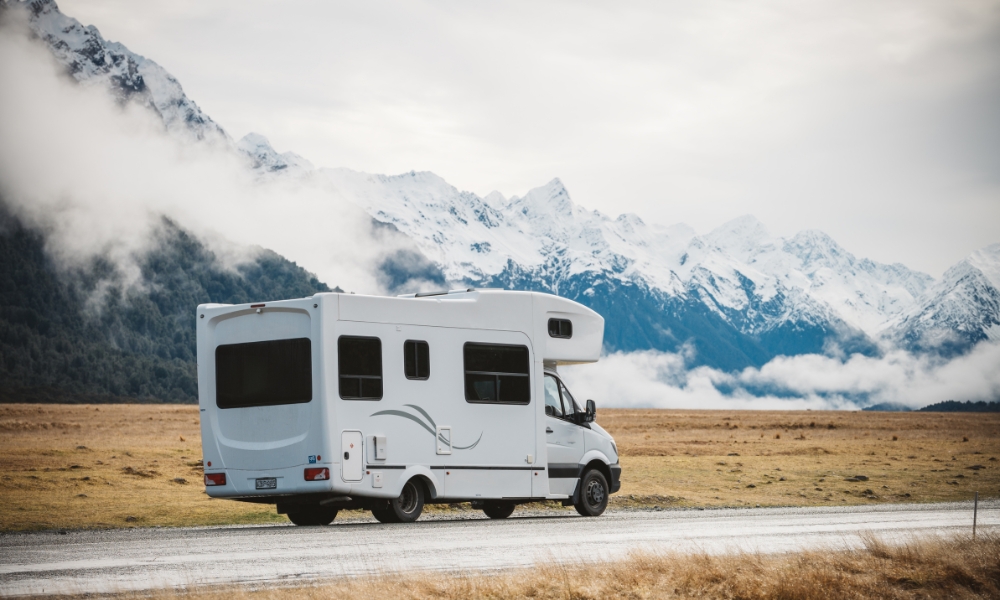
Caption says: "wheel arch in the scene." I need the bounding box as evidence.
[391,466,441,500]
[571,456,613,506]
[583,458,612,487]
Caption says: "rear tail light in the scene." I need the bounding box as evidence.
[204,473,226,486]
[304,467,330,481]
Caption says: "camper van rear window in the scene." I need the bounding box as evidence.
[338,336,383,400]
[548,318,573,339]
[463,343,531,405]
[403,340,430,380]
[215,338,312,409]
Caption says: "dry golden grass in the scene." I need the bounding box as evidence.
[1,404,998,531]
[99,533,1000,600]
[0,403,285,531]
[604,408,1000,509]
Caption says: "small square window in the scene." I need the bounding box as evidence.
[548,318,573,339]
[403,340,430,380]
[339,336,382,400]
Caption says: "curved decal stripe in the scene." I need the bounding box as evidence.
[452,432,483,450]
[405,404,437,429]
[371,406,483,451]
[370,410,435,436]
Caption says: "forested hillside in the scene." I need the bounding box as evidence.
[918,400,1000,413]
[0,203,333,403]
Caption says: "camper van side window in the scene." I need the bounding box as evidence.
[548,318,572,339]
[463,343,530,405]
[338,336,383,400]
[403,340,430,380]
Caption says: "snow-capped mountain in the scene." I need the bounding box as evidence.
[9,0,304,173]
[887,244,1000,356]
[12,0,999,372]
[319,168,951,367]
[10,0,227,143]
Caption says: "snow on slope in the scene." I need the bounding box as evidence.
[888,243,1000,353]
[322,169,697,291]
[236,133,314,176]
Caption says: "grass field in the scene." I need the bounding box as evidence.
[1,404,998,531]
[96,534,1000,599]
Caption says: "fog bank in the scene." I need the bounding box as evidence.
[560,341,1000,410]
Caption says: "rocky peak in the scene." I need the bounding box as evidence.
[10,0,227,143]
[237,133,313,174]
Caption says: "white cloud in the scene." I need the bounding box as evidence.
[560,341,1000,410]
[0,21,410,294]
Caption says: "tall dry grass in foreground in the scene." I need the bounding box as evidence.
[119,533,1000,600]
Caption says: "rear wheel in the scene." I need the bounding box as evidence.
[287,507,338,526]
[482,502,515,519]
[574,469,609,517]
[373,479,425,524]
[371,508,395,523]
[389,479,425,523]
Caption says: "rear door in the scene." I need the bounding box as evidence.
[206,307,321,472]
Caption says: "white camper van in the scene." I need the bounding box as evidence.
[197,289,621,525]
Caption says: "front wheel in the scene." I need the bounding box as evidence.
[574,469,609,517]
[287,507,338,526]
[482,502,515,519]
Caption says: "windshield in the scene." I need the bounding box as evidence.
[543,374,563,417]
[544,373,581,418]
[558,380,581,414]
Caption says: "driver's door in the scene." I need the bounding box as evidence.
[544,374,585,495]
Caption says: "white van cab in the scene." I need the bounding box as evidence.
[197,288,620,525]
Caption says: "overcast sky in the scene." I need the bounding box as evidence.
[58,0,1000,276]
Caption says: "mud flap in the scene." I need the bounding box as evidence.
[610,464,622,494]
[563,478,582,507]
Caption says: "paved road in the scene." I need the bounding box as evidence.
[2,501,996,596]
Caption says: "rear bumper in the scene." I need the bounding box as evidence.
[609,464,622,494]
[204,463,346,498]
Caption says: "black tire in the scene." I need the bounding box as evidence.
[482,502,515,519]
[388,479,425,523]
[371,507,395,523]
[574,469,609,517]
[287,507,338,526]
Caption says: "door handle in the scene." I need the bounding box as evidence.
[546,427,553,433]
[344,452,349,460]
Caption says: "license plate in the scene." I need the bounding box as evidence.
[255,477,277,490]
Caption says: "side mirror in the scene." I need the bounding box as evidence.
[586,399,596,423]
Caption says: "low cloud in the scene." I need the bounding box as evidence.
[0,15,410,295]
[560,341,1000,410]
